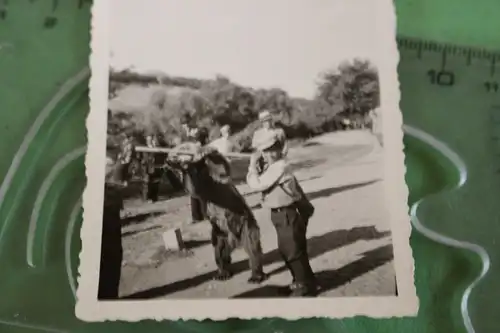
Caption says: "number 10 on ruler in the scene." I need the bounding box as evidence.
[428,70,455,87]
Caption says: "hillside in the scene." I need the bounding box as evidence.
[107,59,379,152]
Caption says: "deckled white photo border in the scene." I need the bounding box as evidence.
[77,0,418,321]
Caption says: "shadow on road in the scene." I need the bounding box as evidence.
[183,239,212,250]
[307,179,380,201]
[232,285,292,298]
[302,141,322,147]
[289,158,328,173]
[232,244,394,298]
[122,225,163,237]
[121,211,164,227]
[122,225,391,299]
[250,179,380,210]
[315,244,394,294]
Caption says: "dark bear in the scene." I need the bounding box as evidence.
[165,143,267,283]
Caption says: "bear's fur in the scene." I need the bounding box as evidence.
[165,143,267,283]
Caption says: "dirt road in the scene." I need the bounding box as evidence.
[117,131,396,299]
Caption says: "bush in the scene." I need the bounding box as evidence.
[108,58,380,150]
[231,120,261,152]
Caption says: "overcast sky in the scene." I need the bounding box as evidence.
[110,0,387,99]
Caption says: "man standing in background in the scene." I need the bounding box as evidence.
[175,113,210,224]
[209,124,234,155]
[185,126,209,224]
[252,110,288,157]
[251,110,289,172]
[180,113,199,143]
[115,134,133,186]
[370,107,383,147]
[142,134,162,203]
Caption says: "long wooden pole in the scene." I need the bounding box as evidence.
[134,146,251,159]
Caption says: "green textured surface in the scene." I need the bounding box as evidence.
[0,0,499,332]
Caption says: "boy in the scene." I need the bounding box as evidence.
[246,132,317,297]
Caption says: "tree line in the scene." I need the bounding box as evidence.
[108,58,380,152]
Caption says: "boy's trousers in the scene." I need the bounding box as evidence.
[270,205,315,285]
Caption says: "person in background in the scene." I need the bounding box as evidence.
[170,135,183,147]
[369,107,383,147]
[180,113,199,143]
[116,134,133,186]
[172,116,208,223]
[162,135,185,195]
[251,110,288,172]
[209,124,234,155]
[142,134,162,203]
[246,131,317,297]
[252,110,288,156]
[181,125,209,224]
[195,126,209,146]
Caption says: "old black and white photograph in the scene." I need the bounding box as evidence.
[78,0,418,321]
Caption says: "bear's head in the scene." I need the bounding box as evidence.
[165,142,232,197]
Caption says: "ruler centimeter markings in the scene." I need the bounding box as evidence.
[398,37,500,179]
[397,37,500,92]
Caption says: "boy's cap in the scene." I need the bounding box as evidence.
[258,110,272,122]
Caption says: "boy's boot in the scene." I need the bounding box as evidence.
[288,258,318,297]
